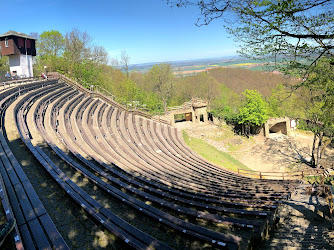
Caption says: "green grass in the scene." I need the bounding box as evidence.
[182,131,252,173]
[305,175,334,185]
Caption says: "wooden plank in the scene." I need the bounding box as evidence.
[0,158,11,188]
[39,214,69,250]
[7,186,25,227]
[13,183,36,223]
[21,180,47,217]
[64,178,103,210]
[19,224,35,249]
[0,149,20,186]
[28,218,52,250]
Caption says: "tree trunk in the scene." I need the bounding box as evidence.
[316,132,324,167]
[320,138,331,160]
[163,99,168,115]
[311,133,318,167]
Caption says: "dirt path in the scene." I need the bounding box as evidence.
[175,121,334,173]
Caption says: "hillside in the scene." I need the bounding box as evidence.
[209,68,298,98]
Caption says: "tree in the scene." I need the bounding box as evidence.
[238,89,269,136]
[167,0,334,73]
[301,59,334,167]
[64,28,91,71]
[144,64,175,113]
[63,28,108,83]
[38,30,64,58]
[210,84,241,120]
[168,0,334,169]
[268,83,305,118]
[121,50,130,79]
[0,52,9,73]
[36,30,65,72]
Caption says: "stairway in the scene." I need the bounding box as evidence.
[261,182,334,249]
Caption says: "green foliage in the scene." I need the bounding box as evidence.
[303,59,334,133]
[38,30,64,57]
[238,89,269,126]
[168,0,334,76]
[297,119,309,131]
[143,63,175,112]
[35,30,65,73]
[209,84,241,120]
[267,83,306,118]
[0,56,9,72]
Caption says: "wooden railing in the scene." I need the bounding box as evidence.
[90,84,116,101]
[237,168,326,180]
[53,72,172,125]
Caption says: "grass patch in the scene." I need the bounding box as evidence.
[305,175,334,185]
[182,131,251,173]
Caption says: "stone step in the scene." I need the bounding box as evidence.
[270,238,332,245]
[270,235,329,242]
[261,182,334,249]
[267,243,330,250]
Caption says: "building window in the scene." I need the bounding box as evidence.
[18,38,24,48]
[5,38,8,47]
[26,39,31,49]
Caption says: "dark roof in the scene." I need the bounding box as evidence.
[0,30,36,40]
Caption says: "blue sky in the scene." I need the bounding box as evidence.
[1,0,237,64]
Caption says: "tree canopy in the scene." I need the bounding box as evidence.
[167,0,334,73]
[238,89,269,126]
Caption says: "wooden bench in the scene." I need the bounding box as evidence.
[0,82,69,249]
[16,87,172,250]
[36,92,243,249]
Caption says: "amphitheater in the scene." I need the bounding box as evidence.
[0,75,333,250]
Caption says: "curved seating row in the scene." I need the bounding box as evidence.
[53,89,242,248]
[45,84,296,247]
[0,77,300,249]
[0,81,69,249]
[16,85,172,250]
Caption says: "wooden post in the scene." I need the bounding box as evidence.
[238,169,239,175]
[259,172,262,179]
[302,170,304,178]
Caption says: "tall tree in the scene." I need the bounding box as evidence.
[63,28,108,83]
[0,51,9,73]
[301,59,334,167]
[167,0,334,73]
[38,30,64,57]
[37,30,65,72]
[144,63,175,113]
[121,50,130,79]
[64,28,91,68]
[238,89,269,136]
[168,0,334,169]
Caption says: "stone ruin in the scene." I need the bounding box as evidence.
[165,98,208,125]
[264,117,292,138]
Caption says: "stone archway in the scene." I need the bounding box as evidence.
[264,117,291,138]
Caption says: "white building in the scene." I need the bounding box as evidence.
[0,30,36,78]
